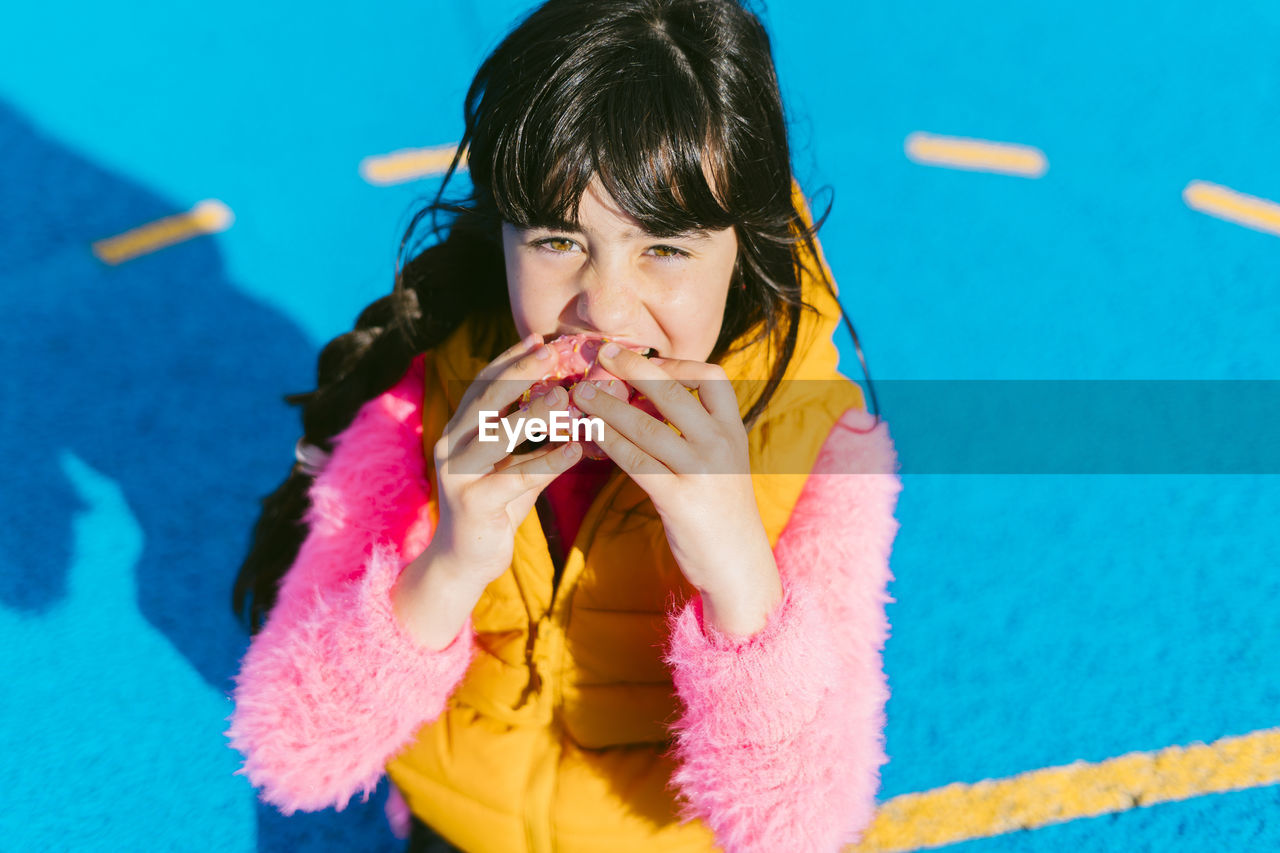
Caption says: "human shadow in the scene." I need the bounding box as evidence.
[0,99,403,853]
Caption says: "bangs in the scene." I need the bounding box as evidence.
[486,34,735,237]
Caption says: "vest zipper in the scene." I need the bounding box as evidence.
[523,622,557,853]
[522,469,630,853]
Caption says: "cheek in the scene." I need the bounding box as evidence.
[503,259,541,340]
[656,283,731,360]
[503,253,535,304]
[505,259,567,326]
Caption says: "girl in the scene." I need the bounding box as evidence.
[226,1,902,851]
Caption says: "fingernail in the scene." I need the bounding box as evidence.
[546,387,565,405]
[561,443,580,458]
[649,357,665,365]
[535,344,551,360]
[577,381,596,400]
[601,342,620,358]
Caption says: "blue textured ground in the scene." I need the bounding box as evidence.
[1,1,1277,850]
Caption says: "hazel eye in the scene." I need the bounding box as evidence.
[647,245,690,260]
[533,237,579,254]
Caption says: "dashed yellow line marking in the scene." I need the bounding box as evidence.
[905,131,1048,177]
[92,200,233,266]
[359,143,468,185]
[1183,180,1280,237]
[847,726,1280,852]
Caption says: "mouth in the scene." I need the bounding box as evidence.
[601,340,660,360]
[550,331,659,358]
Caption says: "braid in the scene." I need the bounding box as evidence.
[231,221,506,635]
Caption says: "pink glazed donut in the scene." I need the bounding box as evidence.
[520,334,662,459]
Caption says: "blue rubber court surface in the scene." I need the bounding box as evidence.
[1,2,1277,850]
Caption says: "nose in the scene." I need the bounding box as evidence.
[573,262,640,333]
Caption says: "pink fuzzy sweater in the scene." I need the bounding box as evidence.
[225,355,902,852]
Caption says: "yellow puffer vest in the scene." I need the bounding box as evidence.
[386,184,865,852]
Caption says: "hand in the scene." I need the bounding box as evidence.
[570,344,781,634]
[426,333,582,592]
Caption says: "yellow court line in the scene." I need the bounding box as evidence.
[92,200,233,266]
[848,726,1280,852]
[905,132,1048,178]
[1183,180,1280,237]
[360,143,468,185]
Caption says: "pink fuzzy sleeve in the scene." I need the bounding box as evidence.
[663,407,901,852]
[224,355,476,815]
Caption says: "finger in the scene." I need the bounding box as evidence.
[457,384,572,474]
[572,380,689,474]
[573,394,670,483]
[453,339,561,443]
[481,438,583,503]
[480,331,544,380]
[595,345,732,434]
[447,332,545,442]
[643,356,740,424]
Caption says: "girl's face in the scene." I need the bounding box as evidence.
[501,176,738,362]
